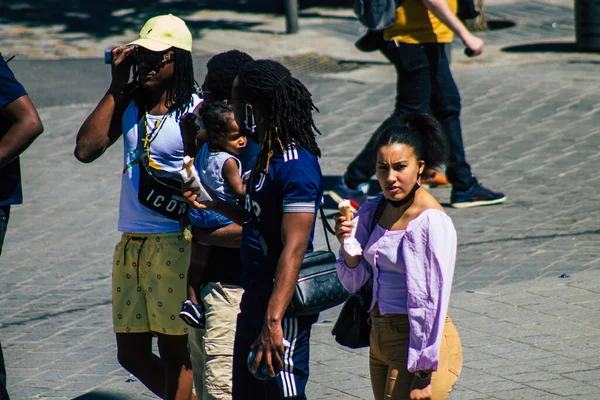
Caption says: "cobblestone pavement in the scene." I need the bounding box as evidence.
[1,1,600,399]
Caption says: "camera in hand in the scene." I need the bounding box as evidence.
[104,49,112,64]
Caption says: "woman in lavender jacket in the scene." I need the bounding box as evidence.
[334,113,462,400]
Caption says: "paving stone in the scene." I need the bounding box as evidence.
[492,387,557,400]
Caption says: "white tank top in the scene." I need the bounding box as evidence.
[117,95,201,233]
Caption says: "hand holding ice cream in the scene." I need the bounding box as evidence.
[335,200,362,257]
[338,199,354,222]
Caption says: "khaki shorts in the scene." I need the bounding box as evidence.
[112,232,191,335]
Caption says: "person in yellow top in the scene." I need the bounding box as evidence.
[331,0,507,210]
[384,0,464,44]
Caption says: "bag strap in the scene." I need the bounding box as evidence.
[318,195,387,253]
[370,196,387,233]
[319,205,334,252]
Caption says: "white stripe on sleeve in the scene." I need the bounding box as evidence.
[283,201,316,213]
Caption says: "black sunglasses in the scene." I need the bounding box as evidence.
[132,47,174,68]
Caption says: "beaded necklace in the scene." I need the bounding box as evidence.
[123,110,169,173]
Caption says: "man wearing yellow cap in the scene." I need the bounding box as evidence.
[75,14,200,399]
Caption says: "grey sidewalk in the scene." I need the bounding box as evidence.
[1,1,600,399]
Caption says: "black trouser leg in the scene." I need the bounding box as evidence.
[345,42,475,191]
[0,340,10,400]
[428,44,475,190]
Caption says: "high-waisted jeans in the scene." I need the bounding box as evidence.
[369,314,462,400]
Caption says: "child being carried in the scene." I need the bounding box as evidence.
[179,101,247,327]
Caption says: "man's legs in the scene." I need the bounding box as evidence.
[427,44,506,207]
[188,327,206,398]
[342,42,433,191]
[113,232,193,399]
[266,317,312,400]
[232,313,264,399]
[340,41,504,208]
[427,43,475,191]
[232,312,313,400]
[157,334,194,400]
[116,333,165,397]
[0,206,11,258]
[190,282,243,400]
[116,332,194,400]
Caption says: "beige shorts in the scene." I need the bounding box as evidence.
[112,232,191,335]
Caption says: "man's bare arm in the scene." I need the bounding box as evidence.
[0,95,43,169]
[192,222,242,248]
[74,45,134,163]
[74,86,128,163]
[421,0,484,55]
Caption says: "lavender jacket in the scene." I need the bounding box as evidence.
[336,195,457,372]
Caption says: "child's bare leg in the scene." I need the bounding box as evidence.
[187,243,212,304]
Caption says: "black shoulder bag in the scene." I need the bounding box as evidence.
[285,206,350,317]
[331,196,387,348]
[136,108,188,220]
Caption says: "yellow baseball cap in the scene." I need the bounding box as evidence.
[128,14,192,52]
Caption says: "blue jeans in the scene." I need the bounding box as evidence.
[0,205,10,259]
[345,42,476,191]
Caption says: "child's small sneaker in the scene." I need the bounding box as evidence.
[179,299,206,329]
[451,182,506,208]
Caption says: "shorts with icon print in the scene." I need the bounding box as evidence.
[112,232,191,335]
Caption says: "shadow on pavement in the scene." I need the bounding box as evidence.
[486,19,517,31]
[1,0,352,39]
[502,42,580,53]
[72,392,126,400]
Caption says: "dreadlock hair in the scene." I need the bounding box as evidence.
[374,113,448,170]
[130,48,198,120]
[201,101,235,142]
[167,48,197,119]
[236,59,321,174]
[205,50,254,101]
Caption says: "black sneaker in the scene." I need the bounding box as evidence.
[451,182,506,208]
[179,299,206,329]
[328,177,369,212]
